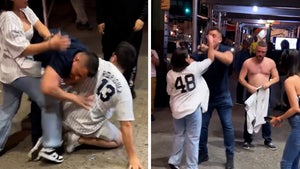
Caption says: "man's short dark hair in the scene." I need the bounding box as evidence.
[114,41,137,71]
[208,27,222,36]
[83,51,99,77]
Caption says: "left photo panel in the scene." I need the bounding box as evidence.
[0,0,149,168]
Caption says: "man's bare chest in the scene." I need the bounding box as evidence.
[249,64,271,75]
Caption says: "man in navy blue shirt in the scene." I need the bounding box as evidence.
[28,30,99,163]
[192,27,235,169]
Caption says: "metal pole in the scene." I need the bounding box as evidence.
[42,0,48,26]
[218,12,222,30]
[234,21,240,49]
[192,0,198,52]
[163,10,169,58]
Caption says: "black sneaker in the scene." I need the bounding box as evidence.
[226,163,234,169]
[242,142,254,150]
[264,142,277,150]
[225,154,234,169]
[38,147,64,163]
[242,142,250,149]
[198,154,209,164]
[28,137,43,161]
[226,159,234,169]
[168,163,180,169]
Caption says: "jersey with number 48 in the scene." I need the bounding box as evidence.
[63,58,134,135]
[167,59,212,119]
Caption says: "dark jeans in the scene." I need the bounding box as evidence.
[199,93,235,158]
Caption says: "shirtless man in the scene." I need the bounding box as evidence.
[239,40,279,150]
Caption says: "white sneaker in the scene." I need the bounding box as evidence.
[28,137,43,161]
[38,147,64,163]
[66,132,81,153]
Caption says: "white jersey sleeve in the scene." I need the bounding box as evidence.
[167,59,211,119]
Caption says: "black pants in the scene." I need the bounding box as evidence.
[236,82,245,104]
[102,28,143,89]
[243,92,272,144]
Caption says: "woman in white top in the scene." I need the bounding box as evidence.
[167,47,214,169]
[0,0,70,158]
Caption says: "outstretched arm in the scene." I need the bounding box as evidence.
[214,50,233,65]
[120,121,144,169]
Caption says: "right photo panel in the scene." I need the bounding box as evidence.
[151,1,300,169]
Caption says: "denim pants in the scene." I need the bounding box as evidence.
[168,108,202,169]
[199,93,235,159]
[280,114,300,169]
[0,77,62,152]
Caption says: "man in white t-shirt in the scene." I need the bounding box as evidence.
[63,42,144,169]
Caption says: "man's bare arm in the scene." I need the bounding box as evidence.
[214,50,233,65]
[238,61,257,94]
[41,66,91,109]
[269,62,279,86]
[120,121,143,169]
